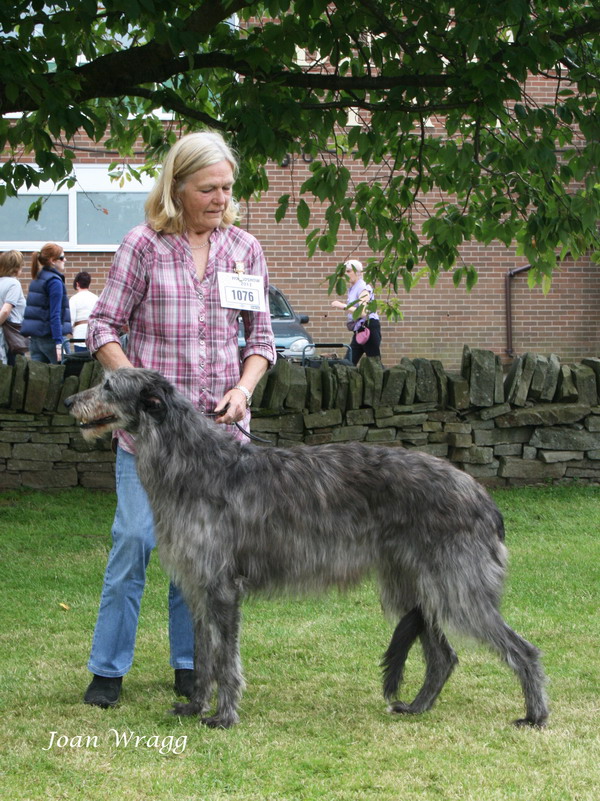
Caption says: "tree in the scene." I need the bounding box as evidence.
[1,0,600,309]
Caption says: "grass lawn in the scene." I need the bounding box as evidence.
[0,483,598,801]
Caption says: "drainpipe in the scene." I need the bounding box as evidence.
[505,265,532,358]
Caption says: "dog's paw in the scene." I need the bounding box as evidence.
[171,701,202,717]
[388,701,425,716]
[513,717,547,729]
[201,713,239,729]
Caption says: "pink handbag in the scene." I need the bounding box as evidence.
[355,324,370,345]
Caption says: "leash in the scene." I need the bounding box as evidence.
[205,404,272,445]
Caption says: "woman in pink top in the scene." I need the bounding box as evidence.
[83,131,276,709]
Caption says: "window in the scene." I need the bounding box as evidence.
[0,165,155,251]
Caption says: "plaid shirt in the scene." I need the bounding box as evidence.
[87,223,276,451]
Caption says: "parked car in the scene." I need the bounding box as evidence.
[239,284,315,360]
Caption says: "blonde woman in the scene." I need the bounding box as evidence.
[82,131,276,709]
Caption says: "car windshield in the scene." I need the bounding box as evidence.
[269,290,293,319]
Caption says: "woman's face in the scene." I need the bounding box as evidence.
[52,252,66,272]
[345,265,361,286]
[178,160,234,234]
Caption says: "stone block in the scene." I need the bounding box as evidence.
[480,403,511,420]
[449,446,494,464]
[282,363,307,411]
[21,467,78,488]
[252,413,304,434]
[251,371,268,409]
[366,428,396,442]
[331,426,368,442]
[582,357,600,395]
[260,358,292,409]
[13,442,62,461]
[462,461,500,479]
[360,357,384,407]
[332,364,350,414]
[23,361,50,414]
[0,472,22,489]
[494,443,523,456]
[346,408,374,426]
[585,416,600,432]
[79,472,116,489]
[506,352,537,406]
[380,366,407,407]
[0,364,13,407]
[413,358,438,403]
[57,375,80,414]
[305,366,322,413]
[10,356,27,411]
[447,433,473,448]
[399,358,416,404]
[431,360,448,409]
[305,431,334,445]
[378,413,428,429]
[540,354,561,401]
[468,348,497,407]
[346,369,363,411]
[556,365,578,402]
[303,409,343,429]
[498,457,566,479]
[495,403,590,428]
[538,450,584,463]
[529,355,548,401]
[571,364,598,406]
[446,372,470,410]
[444,422,472,434]
[412,443,449,458]
[529,427,600,451]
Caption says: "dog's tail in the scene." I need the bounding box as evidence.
[381,606,426,701]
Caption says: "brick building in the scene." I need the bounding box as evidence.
[2,111,598,370]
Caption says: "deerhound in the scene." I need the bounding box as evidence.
[65,368,548,729]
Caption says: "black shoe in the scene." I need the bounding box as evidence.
[173,669,196,699]
[84,675,122,708]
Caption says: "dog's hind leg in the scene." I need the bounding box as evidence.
[381,607,425,701]
[388,623,458,716]
[466,610,548,728]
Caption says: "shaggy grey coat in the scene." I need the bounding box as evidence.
[66,368,548,729]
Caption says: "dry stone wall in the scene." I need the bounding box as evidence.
[2,347,600,490]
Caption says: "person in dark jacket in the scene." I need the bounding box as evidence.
[21,243,72,363]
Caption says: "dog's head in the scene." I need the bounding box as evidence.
[65,368,175,441]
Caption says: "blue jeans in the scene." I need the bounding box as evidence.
[88,447,195,677]
[29,336,59,364]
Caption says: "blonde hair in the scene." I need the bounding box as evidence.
[0,250,24,277]
[145,131,239,234]
[31,243,63,279]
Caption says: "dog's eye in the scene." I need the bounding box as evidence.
[103,380,112,392]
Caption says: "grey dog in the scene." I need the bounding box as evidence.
[65,368,548,729]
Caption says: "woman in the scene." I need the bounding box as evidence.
[21,243,72,363]
[331,259,381,365]
[82,130,277,709]
[0,250,27,365]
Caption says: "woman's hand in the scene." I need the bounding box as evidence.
[214,389,247,424]
[331,300,346,310]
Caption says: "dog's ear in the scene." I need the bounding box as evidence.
[140,385,170,424]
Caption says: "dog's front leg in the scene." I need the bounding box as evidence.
[172,598,214,718]
[201,580,244,729]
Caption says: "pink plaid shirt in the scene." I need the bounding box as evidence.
[87,223,276,451]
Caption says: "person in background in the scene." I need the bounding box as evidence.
[0,250,27,365]
[331,259,381,365]
[83,130,276,709]
[69,271,99,352]
[21,243,72,363]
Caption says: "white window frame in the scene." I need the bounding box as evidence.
[1,164,155,253]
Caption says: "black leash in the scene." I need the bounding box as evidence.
[205,404,272,445]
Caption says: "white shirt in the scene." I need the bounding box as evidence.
[69,289,99,344]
